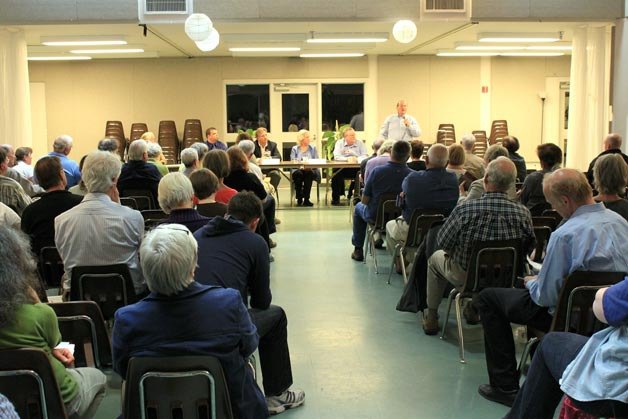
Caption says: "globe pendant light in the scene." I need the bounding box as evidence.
[392,20,417,44]
[185,13,213,42]
[196,28,220,52]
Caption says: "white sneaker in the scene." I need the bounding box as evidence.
[266,388,305,415]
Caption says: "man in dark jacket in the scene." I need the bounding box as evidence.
[253,127,282,191]
[117,139,162,205]
[586,133,628,184]
[194,192,305,415]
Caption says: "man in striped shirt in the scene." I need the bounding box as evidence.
[0,148,31,215]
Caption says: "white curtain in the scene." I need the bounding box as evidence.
[566,25,612,170]
[0,28,32,148]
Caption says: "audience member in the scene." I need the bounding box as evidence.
[593,153,628,220]
[351,141,412,261]
[363,140,394,183]
[460,133,485,179]
[385,144,459,272]
[360,139,384,176]
[519,143,562,215]
[0,226,107,418]
[331,128,368,205]
[446,143,466,180]
[190,141,209,163]
[97,138,119,155]
[180,147,199,177]
[112,224,268,418]
[586,133,628,184]
[236,131,252,145]
[0,148,31,215]
[194,192,305,414]
[1,144,43,197]
[379,99,421,141]
[0,393,19,419]
[158,172,209,232]
[238,139,265,181]
[205,127,228,151]
[14,147,33,179]
[21,156,83,256]
[459,145,513,202]
[117,139,162,205]
[289,130,320,207]
[190,168,228,217]
[48,135,82,188]
[68,155,88,196]
[55,151,146,295]
[0,202,20,229]
[140,131,168,164]
[202,149,237,204]
[475,169,628,406]
[506,277,628,419]
[407,140,426,171]
[423,157,534,335]
[253,127,282,191]
[502,136,527,182]
[146,142,169,176]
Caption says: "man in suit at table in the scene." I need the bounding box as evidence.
[254,127,282,191]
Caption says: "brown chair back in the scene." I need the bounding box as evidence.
[159,120,180,164]
[182,119,203,149]
[436,124,456,146]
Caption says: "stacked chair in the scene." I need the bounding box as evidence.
[158,120,180,164]
[436,123,456,146]
[130,122,148,144]
[182,119,203,149]
[471,130,488,157]
[105,120,128,161]
[488,120,508,145]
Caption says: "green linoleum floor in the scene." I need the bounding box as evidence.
[95,204,510,419]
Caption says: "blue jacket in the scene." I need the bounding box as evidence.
[112,282,268,418]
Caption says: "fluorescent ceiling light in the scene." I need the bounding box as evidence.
[28,56,92,61]
[456,45,525,51]
[501,52,564,57]
[41,36,127,46]
[478,33,561,43]
[437,52,498,57]
[70,48,144,54]
[300,53,365,58]
[229,47,301,52]
[526,45,572,51]
[307,33,388,43]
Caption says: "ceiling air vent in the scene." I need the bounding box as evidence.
[420,0,471,21]
[139,0,192,23]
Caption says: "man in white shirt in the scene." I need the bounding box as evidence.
[14,147,34,180]
[331,128,368,205]
[379,100,421,142]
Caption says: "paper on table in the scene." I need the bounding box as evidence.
[260,158,281,165]
[527,255,542,275]
[55,342,75,355]
[305,158,326,164]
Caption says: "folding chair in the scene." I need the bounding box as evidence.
[38,246,64,289]
[364,192,401,274]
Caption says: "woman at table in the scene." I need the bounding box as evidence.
[290,129,320,207]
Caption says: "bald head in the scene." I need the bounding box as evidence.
[543,168,594,218]
[604,133,622,150]
[484,157,516,193]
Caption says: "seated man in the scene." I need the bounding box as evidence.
[158,172,209,233]
[460,133,484,179]
[97,137,119,155]
[55,151,146,296]
[0,148,31,215]
[21,156,83,256]
[117,139,162,205]
[363,140,393,183]
[502,136,526,183]
[253,127,282,191]
[423,157,534,335]
[475,168,628,406]
[146,142,169,176]
[586,133,628,184]
[351,140,412,261]
[14,146,34,180]
[47,135,82,188]
[1,144,43,197]
[112,224,268,418]
[385,144,459,271]
[331,128,368,205]
[459,145,514,203]
[194,192,305,415]
[506,277,628,419]
[180,147,199,178]
[519,143,562,216]
[407,140,426,171]
[205,126,228,151]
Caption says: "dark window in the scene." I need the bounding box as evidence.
[321,83,364,131]
[281,94,309,132]
[226,85,270,133]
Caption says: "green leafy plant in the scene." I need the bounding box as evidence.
[237,128,256,139]
[322,123,351,161]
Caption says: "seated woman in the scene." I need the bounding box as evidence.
[407,140,426,171]
[520,143,562,215]
[593,153,628,221]
[112,224,268,418]
[0,226,107,419]
[202,150,238,204]
[446,143,466,181]
[190,168,228,218]
[158,172,210,233]
[290,129,320,207]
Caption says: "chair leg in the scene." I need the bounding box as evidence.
[387,244,400,284]
[455,293,466,364]
[440,289,458,340]
[517,337,539,378]
[400,247,408,285]
[363,226,372,265]
[372,233,380,273]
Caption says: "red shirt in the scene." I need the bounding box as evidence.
[215,186,237,204]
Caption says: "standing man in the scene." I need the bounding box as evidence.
[205,127,228,151]
[331,128,368,205]
[48,135,82,188]
[380,99,421,142]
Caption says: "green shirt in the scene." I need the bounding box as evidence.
[0,303,78,403]
[148,159,169,177]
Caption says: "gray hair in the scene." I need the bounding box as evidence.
[605,133,622,149]
[237,139,256,157]
[180,148,199,168]
[485,156,516,193]
[372,138,385,153]
[484,144,509,163]
[53,134,73,152]
[544,168,592,205]
[426,143,449,168]
[82,151,122,193]
[378,140,395,155]
[140,224,196,296]
[128,139,148,161]
[460,133,476,151]
[190,142,209,161]
[98,138,119,153]
[296,129,310,145]
[594,153,628,195]
[158,172,194,214]
[147,142,162,159]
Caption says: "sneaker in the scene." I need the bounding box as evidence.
[303,200,314,207]
[463,302,481,325]
[477,384,518,407]
[266,389,305,415]
[351,247,364,261]
[422,311,439,336]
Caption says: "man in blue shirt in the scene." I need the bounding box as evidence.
[331,128,368,205]
[379,99,421,142]
[475,168,628,407]
[204,127,228,151]
[47,135,82,188]
[351,140,411,261]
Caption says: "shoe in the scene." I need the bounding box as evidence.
[297,198,303,206]
[331,199,341,206]
[269,254,274,263]
[422,311,439,336]
[303,200,314,207]
[351,247,364,261]
[463,302,481,325]
[266,388,305,415]
[478,384,518,407]
[274,218,281,225]
[352,196,361,206]
[374,238,384,249]
[269,239,277,249]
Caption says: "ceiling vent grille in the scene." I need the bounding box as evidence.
[421,0,471,21]
[139,0,192,23]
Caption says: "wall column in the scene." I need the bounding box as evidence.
[611,7,628,150]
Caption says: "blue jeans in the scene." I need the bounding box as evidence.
[351,203,372,248]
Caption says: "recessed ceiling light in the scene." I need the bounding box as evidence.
[69,49,145,54]
[478,33,561,43]
[28,56,92,61]
[300,53,365,58]
[229,47,301,52]
[41,36,127,46]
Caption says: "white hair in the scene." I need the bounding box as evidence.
[147,142,162,159]
[460,133,476,151]
[378,140,395,155]
[427,143,449,168]
[158,172,194,214]
[485,156,516,192]
[128,139,148,161]
[180,148,199,168]
[238,140,255,157]
[190,142,208,159]
[53,135,73,152]
[140,224,196,296]
[82,151,122,193]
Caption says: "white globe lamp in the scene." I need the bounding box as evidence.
[185,13,213,42]
[392,20,417,44]
[196,28,220,52]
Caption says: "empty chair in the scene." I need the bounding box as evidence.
[120,189,155,210]
[120,197,139,209]
[531,226,552,263]
[124,356,234,419]
[38,246,64,288]
[159,120,180,164]
[436,124,456,146]
[182,119,203,149]
[532,216,559,231]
